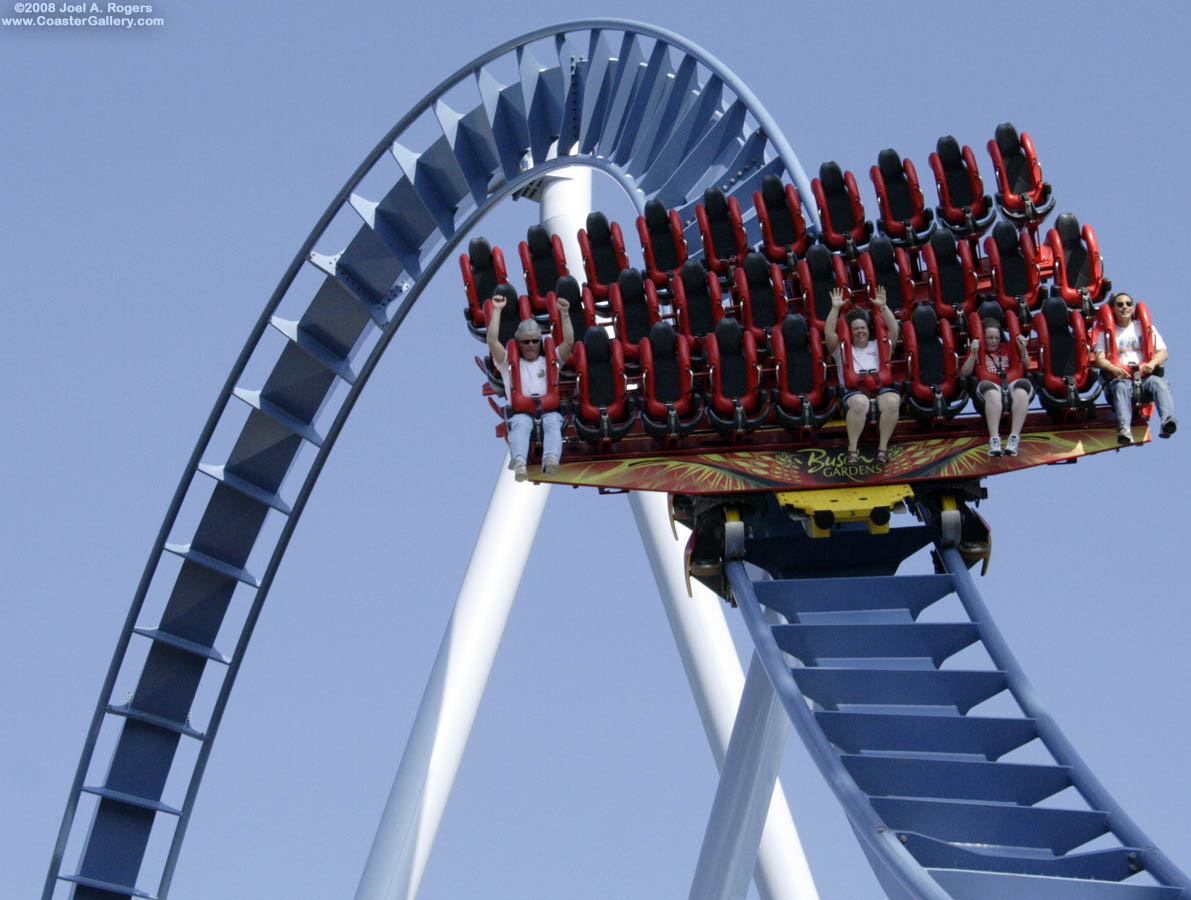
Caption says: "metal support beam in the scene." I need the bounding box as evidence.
[629,491,819,900]
[688,643,791,900]
[353,459,551,900]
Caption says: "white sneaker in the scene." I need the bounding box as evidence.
[1004,434,1020,456]
[543,455,560,475]
[988,435,1002,457]
[512,458,528,482]
[1117,428,1133,446]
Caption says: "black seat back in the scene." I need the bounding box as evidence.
[1042,296,1077,377]
[820,162,857,231]
[618,269,652,344]
[805,245,838,321]
[586,212,621,283]
[526,225,560,292]
[469,237,499,301]
[1055,213,1091,289]
[867,236,908,315]
[936,136,974,207]
[878,149,914,219]
[492,284,520,345]
[911,304,946,386]
[680,259,717,336]
[583,328,616,406]
[780,314,815,394]
[996,122,1032,195]
[761,174,800,247]
[742,252,778,328]
[715,318,748,399]
[930,230,966,306]
[703,187,737,260]
[644,200,680,272]
[994,221,1030,296]
[648,321,682,404]
[555,275,586,342]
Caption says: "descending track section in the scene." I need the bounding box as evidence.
[724,495,1190,899]
[45,20,815,900]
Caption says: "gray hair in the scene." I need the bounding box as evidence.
[514,318,542,340]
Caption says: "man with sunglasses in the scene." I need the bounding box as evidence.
[1093,292,1176,444]
[487,291,574,480]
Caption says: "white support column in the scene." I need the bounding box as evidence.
[629,491,819,900]
[688,633,791,900]
[355,168,591,900]
[353,460,551,900]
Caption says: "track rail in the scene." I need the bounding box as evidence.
[45,20,813,900]
[729,499,1190,899]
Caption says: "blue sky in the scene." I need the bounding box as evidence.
[3,1,1190,898]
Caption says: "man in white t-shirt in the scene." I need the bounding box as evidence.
[824,285,901,465]
[1093,292,1175,444]
[487,291,574,480]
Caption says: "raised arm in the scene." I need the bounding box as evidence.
[823,287,846,355]
[960,337,980,377]
[874,285,898,345]
[486,293,507,367]
[555,295,574,365]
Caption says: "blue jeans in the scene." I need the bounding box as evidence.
[1107,375,1175,430]
[508,411,564,466]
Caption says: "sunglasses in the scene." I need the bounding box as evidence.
[1114,301,1134,309]
[518,338,541,345]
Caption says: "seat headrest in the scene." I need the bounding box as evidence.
[993,220,1019,253]
[644,199,668,230]
[780,313,809,351]
[526,225,551,256]
[1042,295,1069,331]
[976,298,1004,326]
[715,317,742,353]
[468,237,492,267]
[493,283,518,304]
[806,243,833,274]
[649,321,677,356]
[868,235,894,269]
[1055,213,1081,248]
[554,275,580,303]
[743,251,769,285]
[878,149,903,180]
[586,212,611,241]
[761,173,786,207]
[584,327,611,362]
[995,122,1020,156]
[703,186,728,217]
[936,135,961,164]
[617,267,645,301]
[680,259,707,294]
[819,161,845,191]
[930,227,957,257]
[912,303,939,338]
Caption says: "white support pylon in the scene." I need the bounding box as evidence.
[353,458,551,900]
[629,491,819,900]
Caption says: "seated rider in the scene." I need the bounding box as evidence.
[824,285,900,466]
[486,291,574,480]
[1093,292,1176,444]
[960,316,1033,457]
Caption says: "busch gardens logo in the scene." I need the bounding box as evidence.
[799,447,892,483]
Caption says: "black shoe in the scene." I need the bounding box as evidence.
[1161,418,1178,438]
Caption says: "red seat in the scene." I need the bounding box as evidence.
[1032,295,1101,419]
[461,236,508,333]
[505,333,561,417]
[571,328,634,447]
[812,161,874,258]
[696,187,749,276]
[869,148,935,248]
[795,244,851,334]
[519,225,568,314]
[672,259,726,351]
[483,283,533,349]
[965,308,1028,387]
[903,303,966,427]
[733,251,790,346]
[771,313,835,435]
[922,229,978,326]
[987,122,1055,224]
[636,199,688,289]
[706,317,768,439]
[608,268,662,364]
[1046,213,1110,315]
[640,321,703,444]
[928,135,995,239]
[578,211,629,301]
[753,174,811,266]
[858,236,915,321]
[985,221,1041,322]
